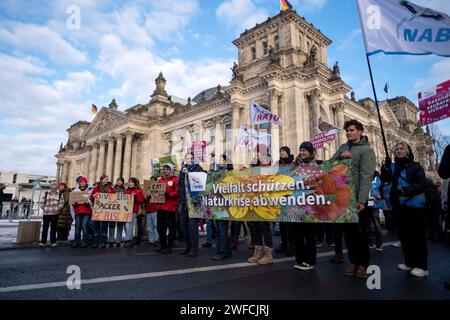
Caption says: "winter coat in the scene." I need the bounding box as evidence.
[438,145,450,213]
[380,154,427,209]
[178,163,204,203]
[57,187,73,229]
[278,154,294,165]
[71,185,94,216]
[332,136,376,204]
[158,175,179,212]
[124,187,145,214]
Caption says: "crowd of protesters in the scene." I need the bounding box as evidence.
[37,119,449,287]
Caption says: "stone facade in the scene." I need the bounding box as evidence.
[55,9,435,186]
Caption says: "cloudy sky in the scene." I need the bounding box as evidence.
[0,0,449,176]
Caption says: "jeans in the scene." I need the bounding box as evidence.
[94,220,108,245]
[147,212,159,242]
[206,219,215,244]
[135,214,144,243]
[125,213,137,241]
[248,221,273,247]
[216,220,230,257]
[368,208,383,247]
[74,214,91,244]
[180,202,199,249]
[108,222,124,244]
[41,214,59,244]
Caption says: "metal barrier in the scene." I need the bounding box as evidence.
[0,201,43,220]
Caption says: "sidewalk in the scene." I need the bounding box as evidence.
[0,219,74,250]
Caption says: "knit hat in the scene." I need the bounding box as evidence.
[162,163,175,175]
[78,177,88,184]
[280,146,291,155]
[299,141,315,155]
[76,176,83,183]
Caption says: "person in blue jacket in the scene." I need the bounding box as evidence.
[380,141,428,277]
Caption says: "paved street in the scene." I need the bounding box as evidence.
[0,234,449,300]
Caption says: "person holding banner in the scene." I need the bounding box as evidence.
[212,154,233,261]
[248,144,275,265]
[178,153,205,258]
[293,142,321,271]
[71,177,93,248]
[275,146,295,257]
[145,176,160,246]
[108,177,125,248]
[380,142,429,277]
[124,178,145,248]
[90,175,115,249]
[155,163,179,254]
[332,120,375,278]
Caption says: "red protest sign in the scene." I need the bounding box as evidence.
[419,79,450,126]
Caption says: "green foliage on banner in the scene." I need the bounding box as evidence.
[186,159,357,223]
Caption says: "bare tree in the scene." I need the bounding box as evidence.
[428,124,450,167]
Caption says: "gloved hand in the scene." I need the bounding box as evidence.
[380,156,393,182]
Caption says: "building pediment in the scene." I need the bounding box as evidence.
[82,108,128,139]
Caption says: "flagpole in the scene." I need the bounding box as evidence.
[249,101,254,165]
[365,54,390,162]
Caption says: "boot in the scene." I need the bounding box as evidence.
[247,245,265,263]
[257,246,273,265]
[179,247,190,255]
[187,247,198,257]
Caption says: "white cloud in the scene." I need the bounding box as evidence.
[414,59,450,92]
[96,35,232,103]
[217,0,269,34]
[337,28,361,51]
[295,0,328,14]
[0,22,88,65]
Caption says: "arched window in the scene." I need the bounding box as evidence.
[274,35,280,49]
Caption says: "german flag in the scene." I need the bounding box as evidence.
[281,0,292,11]
[91,104,98,114]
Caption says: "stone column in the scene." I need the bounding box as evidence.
[269,89,281,163]
[105,137,115,179]
[63,161,70,184]
[96,141,106,180]
[113,135,123,182]
[83,148,91,179]
[231,103,241,165]
[88,144,98,183]
[214,116,224,164]
[56,162,62,183]
[130,137,139,178]
[122,132,133,182]
[335,103,346,145]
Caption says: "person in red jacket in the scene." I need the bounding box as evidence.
[124,177,145,248]
[155,163,179,254]
[146,176,160,246]
[71,177,93,248]
[90,175,115,249]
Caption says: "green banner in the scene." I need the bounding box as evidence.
[186,159,357,223]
